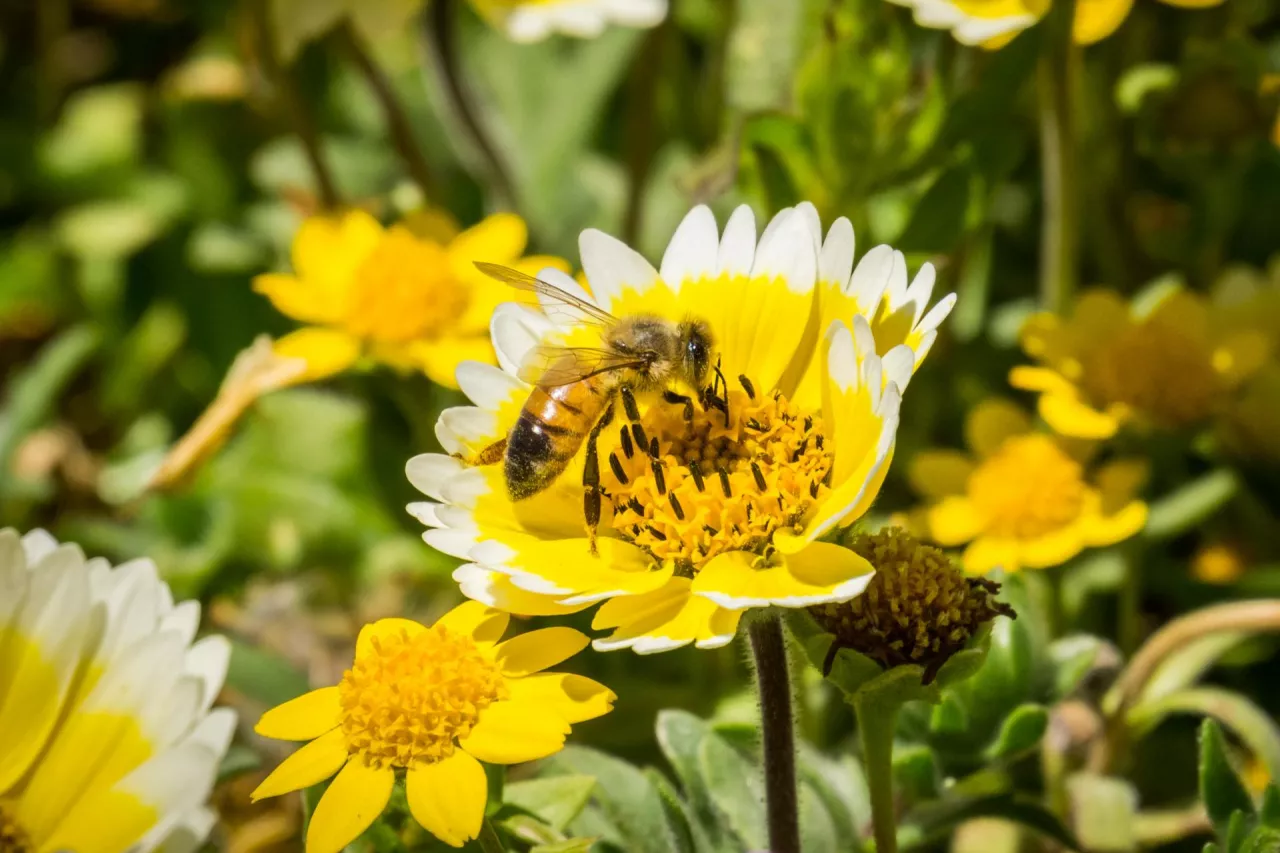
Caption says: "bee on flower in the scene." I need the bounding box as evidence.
[1010,285,1271,440]
[887,0,1225,49]
[251,603,613,851]
[0,528,233,853]
[407,202,956,652]
[903,398,1149,574]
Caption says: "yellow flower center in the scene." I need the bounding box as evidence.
[1081,321,1222,428]
[967,435,1086,539]
[346,228,469,344]
[0,804,31,853]
[605,383,832,573]
[338,624,507,769]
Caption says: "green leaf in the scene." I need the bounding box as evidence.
[1066,773,1139,851]
[698,730,766,849]
[907,792,1080,850]
[1145,470,1239,540]
[654,710,737,852]
[797,746,869,846]
[217,744,262,782]
[930,693,969,735]
[541,746,680,853]
[225,640,310,707]
[985,704,1050,761]
[894,165,973,253]
[894,745,940,801]
[1141,632,1248,705]
[1238,827,1280,853]
[725,0,805,115]
[644,769,698,853]
[504,776,596,832]
[1049,635,1108,700]
[1200,719,1256,832]
[531,840,598,853]
[1261,785,1280,828]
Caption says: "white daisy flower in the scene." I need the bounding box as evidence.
[470,0,668,42]
[0,528,233,853]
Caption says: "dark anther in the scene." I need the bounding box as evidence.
[703,524,718,536]
[751,461,768,491]
[669,493,685,521]
[621,386,641,422]
[738,374,756,399]
[651,459,667,495]
[803,416,813,432]
[646,525,668,541]
[619,426,634,458]
[609,453,629,484]
[649,437,660,458]
[746,418,767,432]
[815,434,825,451]
[809,480,820,498]
[627,497,645,515]
[716,465,733,498]
[689,459,706,492]
[633,424,650,452]
[793,437,810,462]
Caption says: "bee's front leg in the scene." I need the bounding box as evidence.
[662,389,695,422]
[583,400,616,556]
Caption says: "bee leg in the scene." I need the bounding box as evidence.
[662,390,695,422]
[583,401,615,556]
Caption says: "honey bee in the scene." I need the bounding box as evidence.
[473,262,716,548]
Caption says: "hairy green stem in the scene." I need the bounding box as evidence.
[1037,0,1079,314]
[423,0,517,208]
[854,694,898,853]
[747,612,800,853]
[249,0,338,209]
[339,22,439,202]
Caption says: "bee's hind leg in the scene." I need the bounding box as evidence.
[583,401,616,556]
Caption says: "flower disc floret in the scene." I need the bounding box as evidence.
[965,435,1086,539]
[608,386,832,572]
[346,229,470,344]
[339,625,508,769]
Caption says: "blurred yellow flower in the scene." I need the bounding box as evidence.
[888,0,1224,48]
[908,399,1148,573]
[0,528,233,853]
[1219,362,1280,463]
[251,602,612,852]
[1191,541,1247,584]
[1010,287,1270,440]
[409,203,956,652]
[469,0,667,41]
[255,208,566,389]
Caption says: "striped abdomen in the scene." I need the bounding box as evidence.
[505,377,610,500]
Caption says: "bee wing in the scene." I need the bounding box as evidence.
[518,344,649,387]
[474,262,616,327]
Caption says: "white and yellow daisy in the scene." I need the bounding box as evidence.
[251,603,613,851]
[408,203,956,653]
[468,0,667,42]
[0,528,234,853]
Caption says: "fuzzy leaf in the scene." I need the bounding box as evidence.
[985,704,1050,761]
[504,776,597,832]
[1200,719,1256,832]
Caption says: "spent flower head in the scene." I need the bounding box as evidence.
[251,603,613,852]
[810,528,1015,680]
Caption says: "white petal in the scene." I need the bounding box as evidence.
[825,323,860,392]
[904,263,937,326]
[847,244,896,311]
[20,529,59,564]
[490,303,554,379]
[882,345,916,393]
[792,201,823,255]
[183,635,230,713]
[819,217,855,286]
[751,211,817,294]
[407,502,444,527]
[715,205,757,277]
[456,361,522,412]
[580,228,661,311]
[918,292,958,335]
[661,205,720,287]
[423,528,481,560]
[406,454,464,502]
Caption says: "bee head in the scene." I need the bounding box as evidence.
[679,319,714,388]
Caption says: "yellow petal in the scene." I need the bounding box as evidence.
[1017,523,1088,569]
[692,544,874,610]
[356,618,426,659]
[273,328,361,383]
[1082,501,1148,546]
[907,449,975,499]
[449,213,528,267]
[408,337,497,389]
[592,578,743,653]
[256,686,342,741]
[251,728,349,801]
[507,673,616,723]
[1038,392,1121,440]
[494,627,589,677]
[292,209,382,299]
[305,759,394,853]
[1094,459,1149,512]
[1008,365,1076,394]
[1073,0,1134,44]
[927,496,986,546]
[962,536,1021,575]
[433,601,509,646]
[254,273,346,325]
[1156,0,1224,7]
[406,751,487,848]
[965,398,1031,457]
[459,701,570,765]
[490,536,668,604]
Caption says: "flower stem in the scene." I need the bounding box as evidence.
[422,0,517,208]
[249,0,338,210]
[339,22,439,202]
[853,693,899,853]
[1037,0,1079,314]
[477,819,507,853]
[747,611,800,853]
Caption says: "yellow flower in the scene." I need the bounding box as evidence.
[255,209,566,390]
[468,0,667,41]
[908,399,1148,573]
[1220,362,1280,463]
[251,603,613,851]
[408,202,956,652]
[1010,287,1270,439]
[0,528,234,853]
[888,0,1223,48]
[1191,542,1247,585]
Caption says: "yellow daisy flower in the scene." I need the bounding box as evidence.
[250,602,613,852]
[1010,287,1270,440]
[908,399,1148,573]
[469,0,667,41]
[1220,362,1280,463]
[888,0,1224,49]
[0,528,234,853]
[407,202,957,652]
[254,208,566,390]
